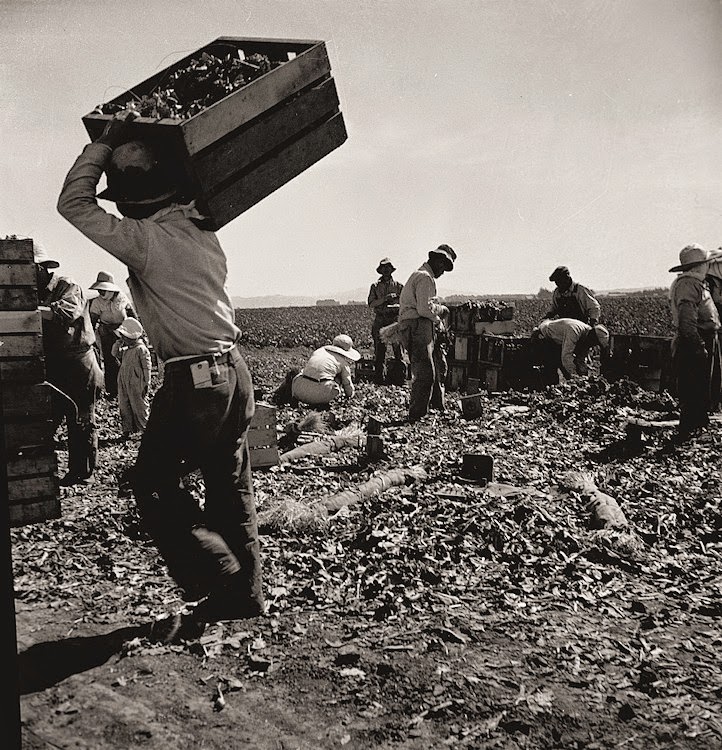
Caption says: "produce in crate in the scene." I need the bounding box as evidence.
[83,37,347,229]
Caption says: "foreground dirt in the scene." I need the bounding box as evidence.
[12,348,722,749]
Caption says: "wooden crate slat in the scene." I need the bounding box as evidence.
[247,426,276,447]
[0,310,41,334]
[8,475,58,503]
[182,43,332,154]
[3,421,55,453]
[1,383,52,419]
[0,288,38,310]
[6,451,57,479]
[0,359,46,384]
[0,263,37,286]
[250,445,280,468]
[9,498,61,528]
[206,112,347,227]
[0,333,43,358]
[0,238,33,261]
[194,77,340,189]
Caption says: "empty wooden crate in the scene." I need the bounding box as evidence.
[248,402,279,469]
[82,36,347,229]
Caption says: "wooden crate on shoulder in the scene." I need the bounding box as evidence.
[248,401,279,469]
[0,238,59,527]
[82,37,347,230]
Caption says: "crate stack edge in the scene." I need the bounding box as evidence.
[248,401,279,469]
[0,238,60,527]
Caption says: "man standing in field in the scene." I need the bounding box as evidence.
[398,244,456,421]
[57,110,264,638]
[668,244,722,440]
[543,266,601,325]
[367,257,404,383]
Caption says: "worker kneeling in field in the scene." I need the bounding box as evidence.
[291,334,360,408]
[57,110,264,640]
[532,318,609,385]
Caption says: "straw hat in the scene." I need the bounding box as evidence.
[325,334,361,361]
[669,244,722,273]
[115,317,144,340]
[90,271,121,293]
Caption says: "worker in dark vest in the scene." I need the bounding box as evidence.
[367,257,403,383]
[543,266,601,325]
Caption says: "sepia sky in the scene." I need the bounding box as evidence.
[2,0,721,299]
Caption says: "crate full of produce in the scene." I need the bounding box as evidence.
[82,36,347,229]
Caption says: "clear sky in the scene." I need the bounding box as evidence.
[2,0,720,299]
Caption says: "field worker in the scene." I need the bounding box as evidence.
[544,266,601,325]
[367,257,403,383]
[532,318,609,385]
[291,334,361,407]
[57,109,264,638]
[398,244,456,422]
[706,253,722,412]
[88,270,136,399]
[35,239,103,486]
[111,317,152,438]
[669,244,722,439]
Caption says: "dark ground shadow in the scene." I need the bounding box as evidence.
[18,624,148,694]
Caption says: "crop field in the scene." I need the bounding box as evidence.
[235,294,673,351]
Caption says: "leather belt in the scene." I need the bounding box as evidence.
[165,344,241,370]
[301,374,333,383]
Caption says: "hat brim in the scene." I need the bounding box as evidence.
[377,264,396,274]
[326,344,361,362]
[38,260,60,269]
[669,250,722,273]
[90,282,120,292]
[97,186,179,205]
[429,251,453,271]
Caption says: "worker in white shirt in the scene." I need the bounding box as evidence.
[533,318,609,385]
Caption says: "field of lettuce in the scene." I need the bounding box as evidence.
[235,294,673,351]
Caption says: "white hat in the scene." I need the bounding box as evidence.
[115,317,144,340]
[325,334,361,361]
[25,237,59,268]
[90,270,121,293]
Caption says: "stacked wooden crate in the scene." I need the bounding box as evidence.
[82,36,347,230]
[248,401,279,469]
[1,238,59,527]
[600,334,673,394]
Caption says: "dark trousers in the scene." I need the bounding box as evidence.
[371,316,401,379]
[675,332,720,434]
[46,349,101,479]
[98,325,120,397]
[131,347,264,607]
[399,318,445,420]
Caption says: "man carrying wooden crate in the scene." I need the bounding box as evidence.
[57,110,264,638]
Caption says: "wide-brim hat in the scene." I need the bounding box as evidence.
[114,317,144,340]
[428,244,456,271]
[325,334,361,362]
[669,244,722,273]
[97,140,179,206]
[30,238,59,268]
[376,257,396,274]
[89,270,121,293]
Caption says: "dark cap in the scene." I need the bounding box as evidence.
[549,265,570,282]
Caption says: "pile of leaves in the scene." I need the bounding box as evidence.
[98,50,282,120]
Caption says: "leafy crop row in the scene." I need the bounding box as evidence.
[235,294,673,351]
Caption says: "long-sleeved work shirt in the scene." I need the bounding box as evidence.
[57,142,240,362]
[368,277,403,323]
[546,282,601,324]
[669,274,720,355]
[301,346,354,398]
[538,318,591,378]
[89,291,134,328]
[41,275,95,357]
[398,263,444,325]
